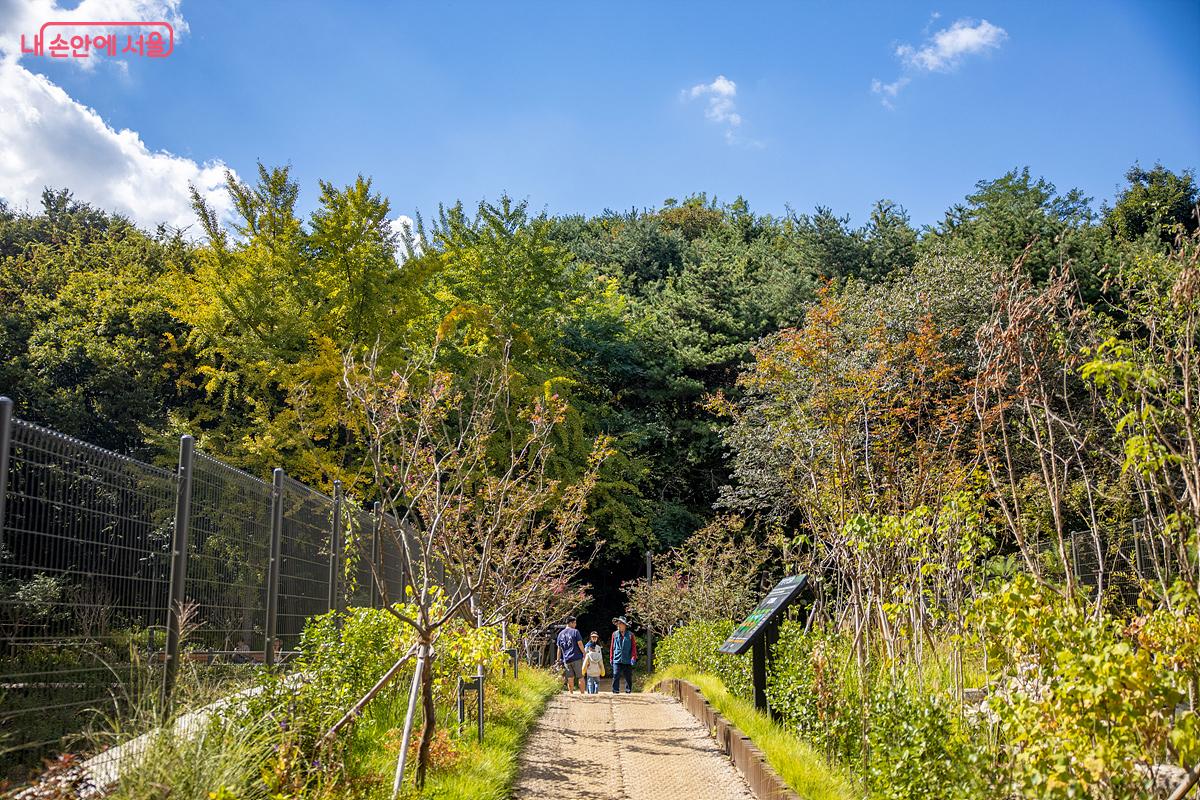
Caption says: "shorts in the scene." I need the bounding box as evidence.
[562,658,583,681]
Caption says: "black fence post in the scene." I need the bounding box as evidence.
[265,468,284,667]
[645,550,654,673]
[456,677,466,729]
[0,397,12,539]
[751,620,780,720]
[751,634,767,714]
[329,480,344,613]
[162,434,195,711]
[371,501,382,609]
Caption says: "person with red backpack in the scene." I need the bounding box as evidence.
[610,616,637,693]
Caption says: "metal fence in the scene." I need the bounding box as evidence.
[0,397,408,777]
[1028,523,1179,608]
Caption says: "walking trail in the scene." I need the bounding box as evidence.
[513,691,755,800]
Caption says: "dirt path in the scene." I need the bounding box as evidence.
[513,691,756,800]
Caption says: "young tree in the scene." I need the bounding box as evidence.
[974,260,1115,605]
[623,515,770,635]
[1084,227,1200,598]
[339,342,609,789]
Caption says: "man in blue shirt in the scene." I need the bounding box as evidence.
[610,617,637,693]
[555,615,585,693]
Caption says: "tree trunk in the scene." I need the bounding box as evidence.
[416,650,437,788]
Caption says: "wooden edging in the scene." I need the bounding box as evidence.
[658,678,801,800]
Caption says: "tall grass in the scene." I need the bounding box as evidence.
[77,648,286,799]
[104,712,283,800]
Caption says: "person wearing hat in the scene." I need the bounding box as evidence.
[610,616,638,693]
[555,615,585,693]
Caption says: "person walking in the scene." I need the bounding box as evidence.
[556,615,585,693]
[582,632,606,695]
[610,617,637,694]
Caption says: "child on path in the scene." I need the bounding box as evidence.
[582,632,606,694]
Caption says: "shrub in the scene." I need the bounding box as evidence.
[863,688,996,800]
[654,620,752,699]
[973,575,1190,799]
[227,603,512,793]
[766,621,863,762]
[299,606,416,713]
[669,618,998,800]
[624,515,771,634]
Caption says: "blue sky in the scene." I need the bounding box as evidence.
[1,1,1198,231]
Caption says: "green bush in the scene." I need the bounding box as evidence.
[765,621,863,762]
[654,620,752,700]
[299,607,415,713]
[222,604,513,796]
[293,602,506,719]
[863,688,996,800]
[973,575,1192,799]
[665,619,999,800]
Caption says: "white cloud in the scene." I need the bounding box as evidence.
[870,76,911,109]
[896,18,1007,72]
[684,74,752,144]
[0,62,232,230]
[388,214,421,258]
[687,75,741,127]
[0,0,232,232]
[388,215,414,239]
[871,18,1007,108]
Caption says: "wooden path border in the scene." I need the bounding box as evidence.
[657,678,801,800]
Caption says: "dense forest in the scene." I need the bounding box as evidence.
[2,164,1195,614]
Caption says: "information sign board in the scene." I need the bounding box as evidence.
[717,575,809,655]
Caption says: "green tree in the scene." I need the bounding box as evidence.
[1105,163,1198,244]
[0,190,187,452]
[925,167,1105,295]
[863,199,918,280]
[178,165,415,488]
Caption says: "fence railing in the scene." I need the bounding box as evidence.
[1030,525,1176,606]
[0,396,410,776]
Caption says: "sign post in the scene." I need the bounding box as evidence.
[718,575,810,718]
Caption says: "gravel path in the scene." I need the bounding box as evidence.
[513,691,756,800]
